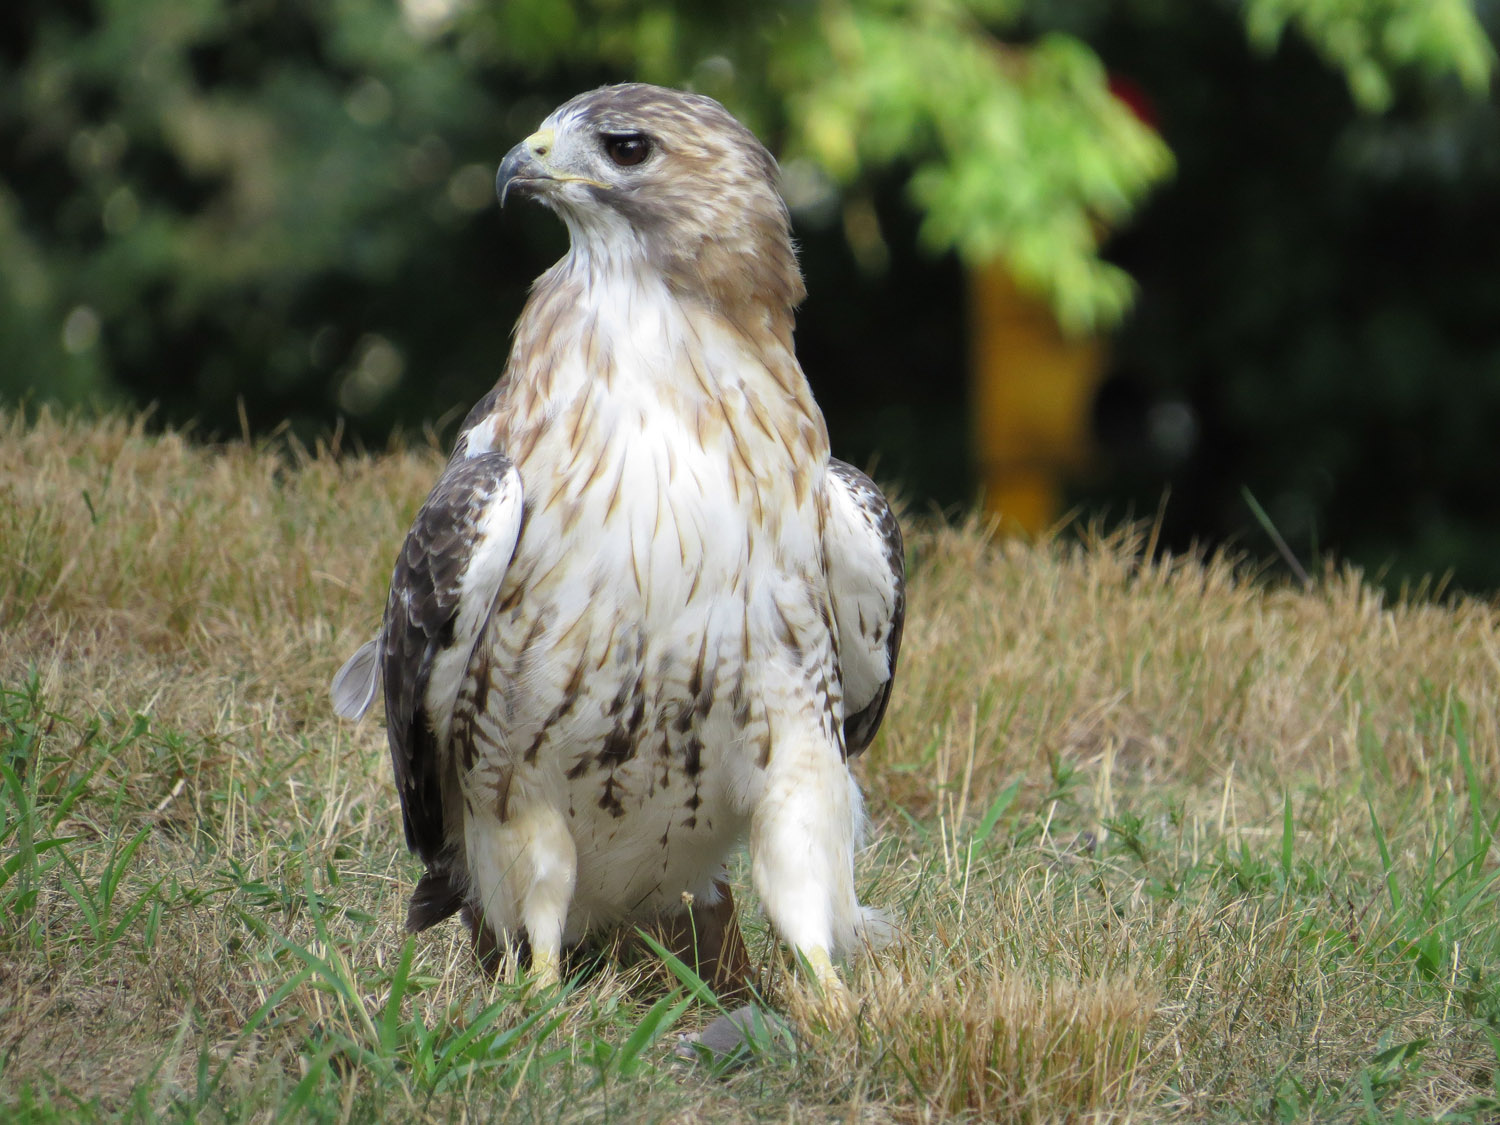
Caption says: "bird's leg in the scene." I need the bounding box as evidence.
[748,729,864,1017]
[463,783,576,989]
[513,803,575,987]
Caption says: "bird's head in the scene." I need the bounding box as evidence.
[497,83,805,318]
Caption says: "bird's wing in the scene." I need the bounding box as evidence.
[329,385,514,726]
[363,452,524,868]
[823,459,905,758]
[384,452,524,865]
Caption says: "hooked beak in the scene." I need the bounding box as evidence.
[496,131,553,207]
[496,128,609,207]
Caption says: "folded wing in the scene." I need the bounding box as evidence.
[330,451,524,880]
[823,460,905,758]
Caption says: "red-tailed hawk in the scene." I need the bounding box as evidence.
[333,83,904,997]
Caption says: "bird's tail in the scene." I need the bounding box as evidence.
[407,868,464,933]
[330,636,381,720]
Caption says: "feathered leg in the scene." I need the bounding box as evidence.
[748,728,865,1010]
[462,770,576,986]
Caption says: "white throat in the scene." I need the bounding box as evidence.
[555,205,656,288]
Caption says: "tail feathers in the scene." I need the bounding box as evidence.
[407,868,464,933]
[331,637,381,721]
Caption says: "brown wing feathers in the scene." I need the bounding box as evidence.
[382,453,517,866]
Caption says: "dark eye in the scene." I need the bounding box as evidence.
[603,133,651,167]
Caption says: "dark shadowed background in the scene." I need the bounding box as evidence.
[3,0,1497,590]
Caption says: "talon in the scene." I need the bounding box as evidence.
[803,945,840,988]
[801,945,854,1022]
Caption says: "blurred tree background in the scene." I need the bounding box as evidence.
[2,0,1496,589]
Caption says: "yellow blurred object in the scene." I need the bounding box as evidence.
[969,264,1104,534]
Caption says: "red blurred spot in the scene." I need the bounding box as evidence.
[1108,74,1157,129]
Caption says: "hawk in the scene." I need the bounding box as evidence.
[333,84,904,996]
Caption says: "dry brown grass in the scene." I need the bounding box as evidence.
[3,409,1499,1122]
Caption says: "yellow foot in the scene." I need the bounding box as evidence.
[530,946,561,989]
[800,945,855,1025]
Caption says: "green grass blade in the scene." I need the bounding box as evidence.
[56,849,101,941]
[1455,705,1491,871]
[972,778,1021,850]
[614,991,692,1078]
[1280,790,1294,885]
[379,937,417,1055]
[1241,486,1312,587]
[631,927,722,1009]
[0,834,70,889]
[1367,794,1403,914]
[436,993,539,1071]
[275,1048,333,1123]
[107,878,163,945]
[205,963,314,1099]
[99,827,151,915]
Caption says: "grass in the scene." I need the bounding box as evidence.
[2,407,1499,1122]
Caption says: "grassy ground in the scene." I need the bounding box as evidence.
[3,409,1499,1123]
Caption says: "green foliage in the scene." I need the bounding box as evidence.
[787,13,1170,333]
[2,0,1493,426]
[1245,0,1494,110]
[3,0,497,408]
